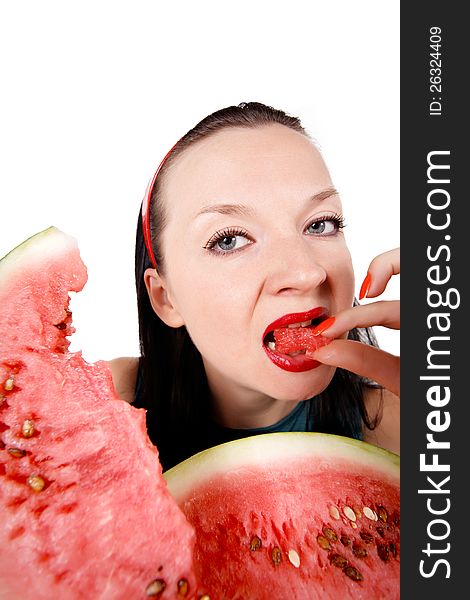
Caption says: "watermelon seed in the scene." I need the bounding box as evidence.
[362,506,376,521]
[322,526,338,542]
[376,526,385,538]
[177,578,189,596]
[376,505,388,523]
[389,542,398,558]
[329,553,348,569]
[359,531,373,544]
[343,565,364,582]
[145,578,166,596]
[340,534,351,547]
[4,377,14,391]
[352,543,368,559]
[351,522,357,529]
[288,549,300,568]
[343,506,356,522]
[353,507,362,519]
[21,419,35,438]
[27,474,45,492]
[250,536,262,551]
[271,547,282,566]
[7,447,27,458]
[316,535,331,551]
[329,505,340,520]
[377,543,390,562]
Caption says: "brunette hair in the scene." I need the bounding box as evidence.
[134,101,381,471]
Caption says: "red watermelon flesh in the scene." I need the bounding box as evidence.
[0,228,203,599]
[165,433,400,600]
[273,326,330,356]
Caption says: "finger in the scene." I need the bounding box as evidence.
[359,248,400,299]
[313,300,400,338]
[312,339,400,397]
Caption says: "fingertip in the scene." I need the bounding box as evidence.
[359,272,371,300]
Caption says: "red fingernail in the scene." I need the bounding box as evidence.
[312,316,336,336]
[359,272,371,300]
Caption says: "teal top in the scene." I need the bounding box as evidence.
[208,399,313,447]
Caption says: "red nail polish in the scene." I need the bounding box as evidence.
[359,272,371,300]
[312,316,336,336]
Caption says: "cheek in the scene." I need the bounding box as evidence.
[168,260,254,358]
[325,248,355,311]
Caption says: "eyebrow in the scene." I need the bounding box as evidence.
[195,187,339,218]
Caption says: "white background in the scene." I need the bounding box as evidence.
[0,1,399,362]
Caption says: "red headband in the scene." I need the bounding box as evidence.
[141,144,178,269]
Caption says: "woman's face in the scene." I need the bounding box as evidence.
[157,124,354,405]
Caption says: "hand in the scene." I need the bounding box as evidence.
[311,248,400,397]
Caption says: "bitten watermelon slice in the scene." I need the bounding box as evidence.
[165,433,400,600]
[0,228,204,599]
[273,326,330,356]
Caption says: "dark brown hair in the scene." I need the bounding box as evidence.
[134,102,380,471]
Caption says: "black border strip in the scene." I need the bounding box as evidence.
[401,2,466,596]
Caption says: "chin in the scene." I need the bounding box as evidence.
[264,365,337,403]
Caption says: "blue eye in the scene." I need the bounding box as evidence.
[306,214,345,236]
[204,228,252,254]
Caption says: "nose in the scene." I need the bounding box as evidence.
[263,234,327,296]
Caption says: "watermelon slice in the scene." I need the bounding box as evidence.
[165,433,400,600]
[0,228,204,599]
[273,326,330,356]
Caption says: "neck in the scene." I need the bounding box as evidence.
[204,360,299,429]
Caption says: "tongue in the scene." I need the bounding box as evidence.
[273,327,331,356]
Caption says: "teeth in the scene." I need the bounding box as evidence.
[287,319,312,328]
[267,341,276,351]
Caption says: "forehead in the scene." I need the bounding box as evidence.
[163,124,333,213]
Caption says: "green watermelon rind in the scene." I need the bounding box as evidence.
[164,432,399,502]
[0,227,77,279]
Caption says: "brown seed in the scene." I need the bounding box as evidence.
[343,566,364,582]
[392,511,400,526]
[376,526,385,538]
[27,474,45,492]
[323,526,338,543]
[146,579,166,596]
[21,419,35,438]
[250,536,262,551]
[389,542,397,558]
[177,578,189,596]
[317,535,331,551]
[377,543,390,562]
[7,447,26,458]
[329,553,348,569]
[271,547,282,565]
[353,507,362,519]
[4,377,14,391]
[54,321,67,330]
[377,505,388,523]
[351,522,357,530]
[359,530,373,544]
[352,543,368,559]
[340,534,351,547]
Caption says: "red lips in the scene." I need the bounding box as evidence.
[262,307,329,373]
